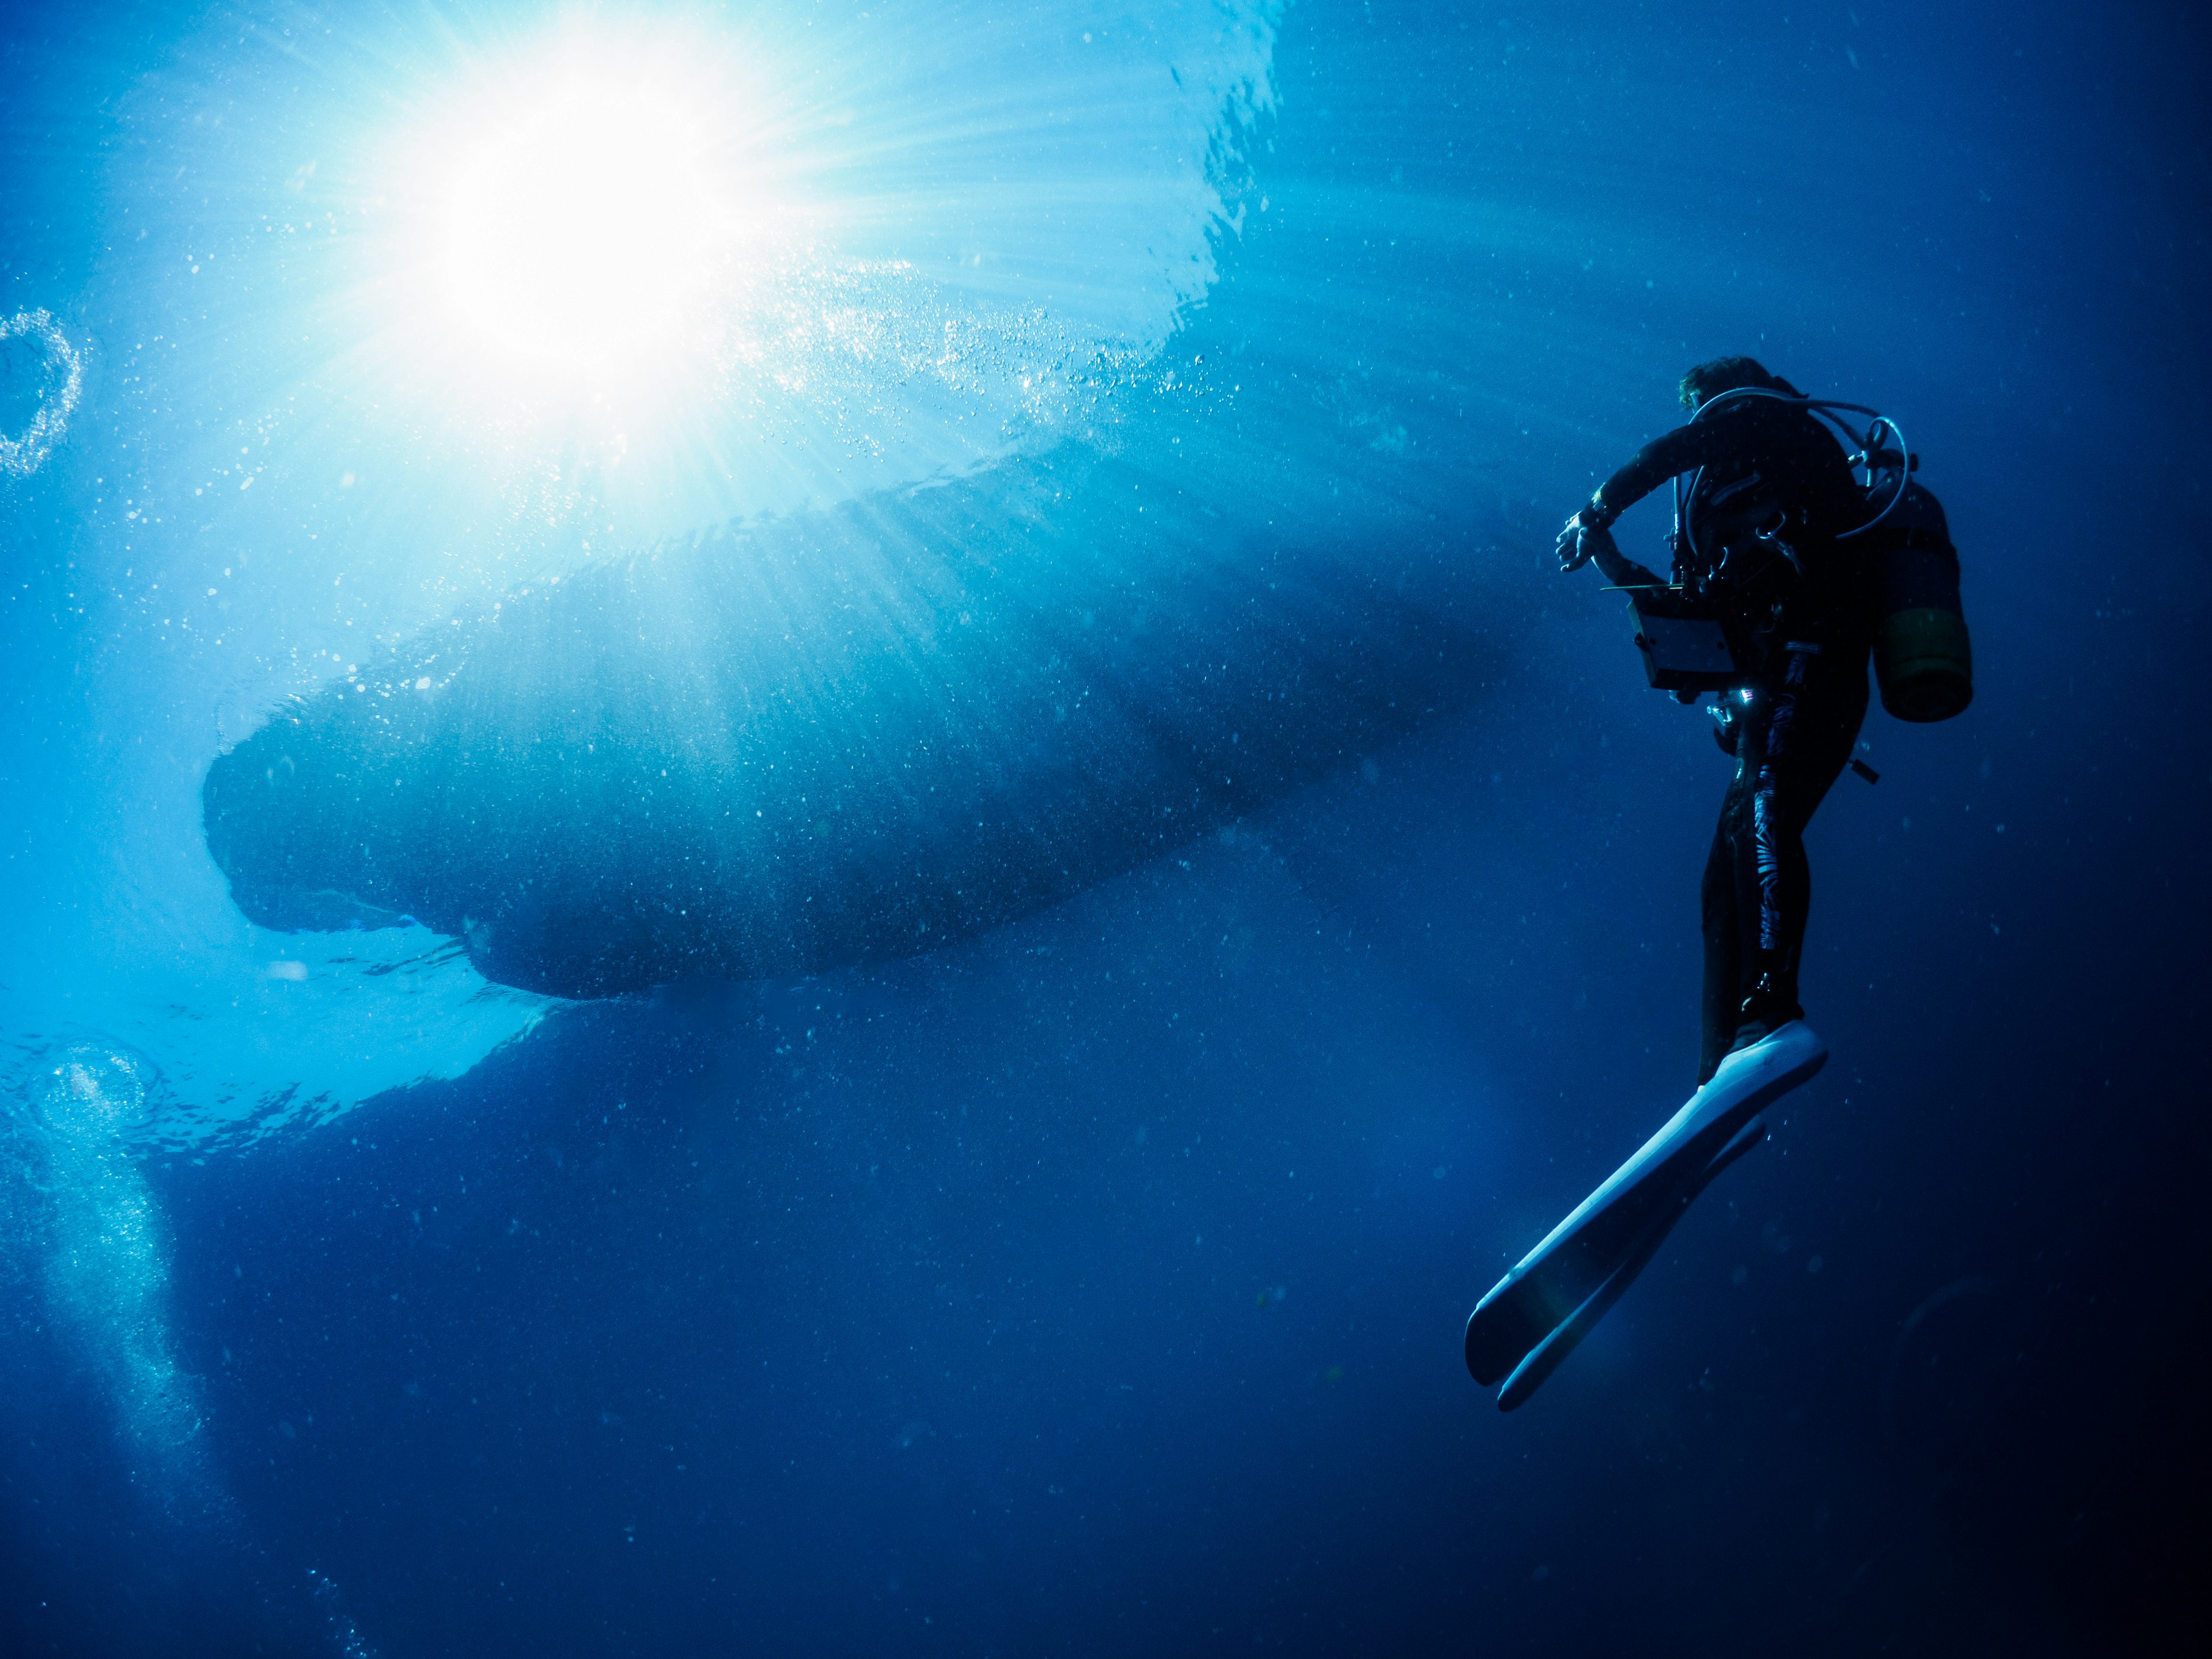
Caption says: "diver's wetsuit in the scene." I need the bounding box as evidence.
[1696,638,1867,1080]
[1586,394,1873,1082]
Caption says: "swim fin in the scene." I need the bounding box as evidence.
[1494,1118,1768,1411]
[1464,1021,1827,1398]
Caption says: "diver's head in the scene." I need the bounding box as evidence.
[1679,355,1798,411]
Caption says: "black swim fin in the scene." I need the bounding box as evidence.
[1495,1118,1768,1411]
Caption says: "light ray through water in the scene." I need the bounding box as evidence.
[5,0,1290,1147]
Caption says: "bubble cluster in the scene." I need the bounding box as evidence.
[310,1571,383,1659]
[699,253,1219,470]
[0,309,84,478]
[2,1044,223,1522]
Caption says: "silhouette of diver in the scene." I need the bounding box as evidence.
[1463,358,1972,1408]
[1556,356,1874,1084]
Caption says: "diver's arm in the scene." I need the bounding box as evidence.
[1558,415,1741,572]
[1556,509,1674,582]
[1584,419,1738,526]
[1554,516,1666,584]
[1583,527,1664,590]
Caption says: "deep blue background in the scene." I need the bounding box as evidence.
[6,1,2209,1654]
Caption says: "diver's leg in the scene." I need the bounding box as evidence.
[1760,645,1869,1015]
[1718,684,1781,1048]
[1721,647,1809,1047]
[1732,643,1866,1049]
[1699,706,1766,1084]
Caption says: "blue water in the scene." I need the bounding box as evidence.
[4,2,2206,1653]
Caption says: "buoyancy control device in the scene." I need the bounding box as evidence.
[1620,387,1971,721]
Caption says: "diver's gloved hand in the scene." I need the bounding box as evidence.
[1555,508,1615,574]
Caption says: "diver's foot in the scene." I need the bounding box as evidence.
[1729,975,1804,1055]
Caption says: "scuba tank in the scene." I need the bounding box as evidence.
[1861,471,1972,722]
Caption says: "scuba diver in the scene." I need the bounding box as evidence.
[1557,355,1874,1082]
[1460,357,1972,1411]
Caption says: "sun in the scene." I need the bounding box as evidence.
[383,13,787,403]
[440,70,732,376]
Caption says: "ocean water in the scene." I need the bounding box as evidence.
[2,1,2205,1653]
